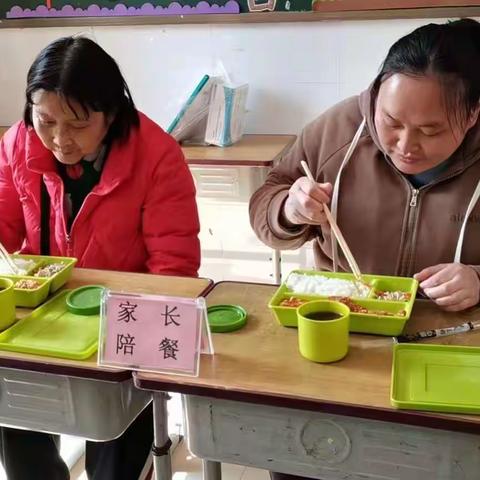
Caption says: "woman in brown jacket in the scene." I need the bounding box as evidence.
[250,18,480,314]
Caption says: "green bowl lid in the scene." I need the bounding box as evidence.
[207,304,247,333]
[66,285,105,316]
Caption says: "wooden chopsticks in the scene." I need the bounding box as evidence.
[300,160,363,283]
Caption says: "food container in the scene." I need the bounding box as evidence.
[297,300,349,363]
[0,278,15,330]
[0,254,77,308]
[391,343,480,414]
[269,270,418,336]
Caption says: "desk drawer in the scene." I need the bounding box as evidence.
[184,395,480,480]
[0,368,150,440]
[190,166,269,201]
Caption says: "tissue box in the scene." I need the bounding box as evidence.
[205,83,248,147]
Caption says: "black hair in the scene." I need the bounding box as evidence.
[24,36,139,143]
[372,18,480,126]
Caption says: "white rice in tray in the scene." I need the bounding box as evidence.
[0,258,36,275]
[285,272,371,298]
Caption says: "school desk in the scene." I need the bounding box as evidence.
[182,135,296,284]
[0,269,211,476]
[136,281,480,480]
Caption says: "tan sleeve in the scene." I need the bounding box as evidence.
[248,133,315,250]
[467,265,480,307]
[469,265,480,281]
[249,96,363,251]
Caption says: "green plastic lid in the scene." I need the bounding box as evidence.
[207,304,247,333]
[66,285,105,316]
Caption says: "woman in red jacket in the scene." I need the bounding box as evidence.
[0,36,200,479]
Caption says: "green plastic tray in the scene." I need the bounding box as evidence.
[269,270,418,336]
[0,290,99,360]
[391,343,480,414]
[0,254,77,308]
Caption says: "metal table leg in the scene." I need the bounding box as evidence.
[153,392,172,480]
[272,249,281,284]
[202,460,222,480]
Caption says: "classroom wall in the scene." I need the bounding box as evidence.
[0,16,470,282]
[0,17,457,133]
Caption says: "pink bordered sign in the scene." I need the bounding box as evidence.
[98,291,213,376]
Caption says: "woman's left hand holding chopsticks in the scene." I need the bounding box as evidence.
[414,263,480,311]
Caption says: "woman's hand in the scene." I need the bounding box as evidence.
[414,263,480,311]
[282,177,333,226]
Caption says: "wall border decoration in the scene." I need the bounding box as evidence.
[312,0,480,12]
[6,2,241,18]
[1,0,480,25]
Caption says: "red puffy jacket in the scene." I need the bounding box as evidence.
[0,112,200,277]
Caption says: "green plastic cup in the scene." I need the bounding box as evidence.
[0,278,16,330]
[297,300,350,363]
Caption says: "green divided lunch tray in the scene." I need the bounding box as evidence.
[391,343,480,414]
[269,270,418,336]
[0,254,77,308]
[0,290,99,360]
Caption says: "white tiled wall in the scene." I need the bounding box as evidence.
[0,18,454,132]
[0,17,463,283]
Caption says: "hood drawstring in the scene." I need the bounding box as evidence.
[330,117,366,272]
